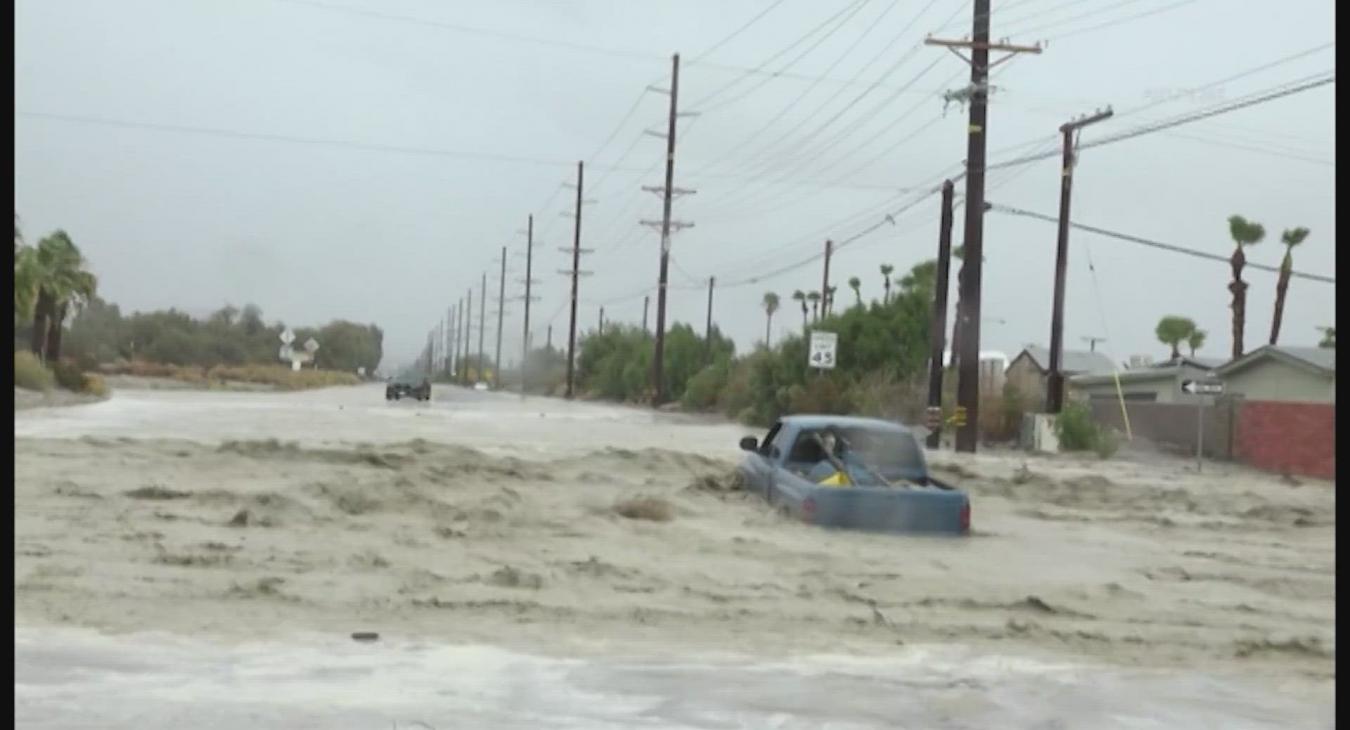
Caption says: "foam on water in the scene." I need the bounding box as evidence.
[14,627,1332,730]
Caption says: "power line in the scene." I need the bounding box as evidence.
[687,0,794,65]
[1039,0,1197,42]
[984,72,1335,171]
[690,0,873,111]
[988,203,1336,284]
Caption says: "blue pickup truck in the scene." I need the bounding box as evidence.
[736,415,970,536]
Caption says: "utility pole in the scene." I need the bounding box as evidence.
[599,306,605,334]
[705,276,715,363]
[820,239,833,318]
[926,7,1041,453]
[926,180,956,450]
[1082,335,1106,353]
[561,161,595,399]
[495,246,507,391]
[1046,107,1113,414]
[520,215,535,396]
[478,272,487,385]
[642,295,650,335]
[454,299,463,380]
[463,288,473,384]
[547,324,553,350]
[641,52,697,405]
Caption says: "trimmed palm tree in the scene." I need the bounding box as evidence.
[806,291,821,322]
[848,277,862,308]
[1155,315,1197,360]
[1318,326,1335,349]
[761,292,780,347]
[1225,215,1266,359]
[1187,328,1207,357]
[19,231,98,362]
[792,290,807,331]
[825,285,838,317]
[1269,226,1310,345]
[879,264,894,304]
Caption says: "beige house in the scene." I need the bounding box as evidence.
[1005,345,1114,405]
[1069,361,1220,404]
[1215,345,1335,404]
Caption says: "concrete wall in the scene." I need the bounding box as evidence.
[1234,400,1335,479]
[1090,397,1237,459]
[1224,360,1334,404]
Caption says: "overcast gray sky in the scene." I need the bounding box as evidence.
[15,0,1336,370]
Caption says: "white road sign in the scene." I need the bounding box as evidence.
[279,345,293,361]
[303,338,320,353]
[808,331,837,370]
[280,328,295,345]
[1182,379,1224,395]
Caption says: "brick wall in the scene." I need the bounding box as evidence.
[1234,400,1335,480]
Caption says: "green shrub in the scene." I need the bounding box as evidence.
[82,373,110,398]
[682,361,729,411]
[14,351,54,391]
[51,360,87,392]
[1055,401,1115,458]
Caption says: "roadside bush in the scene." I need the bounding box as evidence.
[82,373,110,398]
[1055,401,1114,457]
[14,351,54,391]
[682,361,729,411]
[51,360,88,392]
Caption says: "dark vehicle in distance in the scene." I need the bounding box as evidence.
[737,415,970,536]
[386,372,431,401]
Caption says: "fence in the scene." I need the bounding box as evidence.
[1089,396,1334,480]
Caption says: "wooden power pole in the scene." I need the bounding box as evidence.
[1046,107,1113,414]
[705,276,715,363]
[561,161,593,399]
[926,4,1041,453]
[642,52,696,405]
[820,239,833,318]
[495,245,506,391]
[478,272,486,384]
[926,180,956,449]
[463,288,472,384]
[520,214,535,396]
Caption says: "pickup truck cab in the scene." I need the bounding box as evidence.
[737,414,970,535]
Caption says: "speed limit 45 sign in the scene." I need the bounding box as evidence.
[808,331,837,370]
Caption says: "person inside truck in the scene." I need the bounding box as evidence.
[805,429,880,487]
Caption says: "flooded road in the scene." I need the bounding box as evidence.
[14,385,1335,728]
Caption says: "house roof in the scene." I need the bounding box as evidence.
[1153,355,1224,371]
[1013,345,1115,375]
[1070,361,1213,387]
[1216,345,1335,378]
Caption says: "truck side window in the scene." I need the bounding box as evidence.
[759,423,782,456]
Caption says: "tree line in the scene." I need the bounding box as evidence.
[15,217,384,374]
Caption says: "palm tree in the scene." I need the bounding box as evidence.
[1318,326,1335,349]
[1225,215,1265,359]
[1155,315,1197,360]
[806,291,821,322]
[792,290,808,331]
[847,277,862,308]
[761,292,780,347]
[1187,328,1207,357]
[19,231,98,362]
[879,264,894,304]
[1269,226,1310,346]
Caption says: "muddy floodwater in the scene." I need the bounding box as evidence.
[14,385,1335,728]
